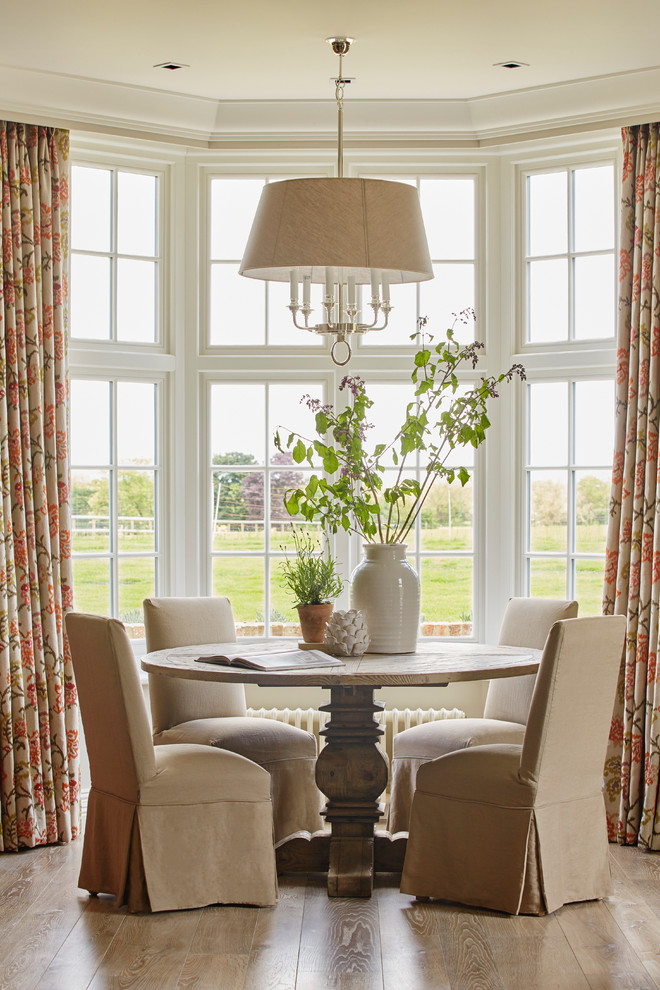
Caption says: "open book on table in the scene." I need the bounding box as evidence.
[194,649,344,671]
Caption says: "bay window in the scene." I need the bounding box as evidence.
[67,137,618,644]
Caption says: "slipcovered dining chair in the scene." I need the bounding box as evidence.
[388,597,578,834]
[67,612,277,912]
[143,596,323,843]
[400,614,626,914]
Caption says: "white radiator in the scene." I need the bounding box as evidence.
[246,705,465,764]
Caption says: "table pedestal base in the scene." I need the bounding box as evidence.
[275,684,408,897]
[275,830,407,883]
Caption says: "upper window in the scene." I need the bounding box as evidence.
[363,176,477,347]
[209,176,322,348]
[70,165,160,343]
[525,164,615,343]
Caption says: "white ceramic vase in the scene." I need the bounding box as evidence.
[350,543,420,654]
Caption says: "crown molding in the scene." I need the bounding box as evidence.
[1,61,659,148]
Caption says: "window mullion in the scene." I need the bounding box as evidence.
[567,169,576,343]
[110,379,118,616]
[265,382,272,636]
[567,380,576,599]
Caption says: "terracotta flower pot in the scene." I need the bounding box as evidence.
[297,602,334,644]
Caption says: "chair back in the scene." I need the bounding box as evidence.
[484,598,579,724]
[520,615,626,802]
[66,612,156,800]
[143,596,246,733]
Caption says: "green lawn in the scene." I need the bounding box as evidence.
[530,557,605,615]
[71,523,607,625]
[530,524,607,553]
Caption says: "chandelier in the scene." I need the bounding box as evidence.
[239,38,433,365]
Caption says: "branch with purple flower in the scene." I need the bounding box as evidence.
[274,311,525,544]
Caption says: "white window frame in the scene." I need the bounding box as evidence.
[513,143,619,607]
[203,370,335,636]
[66,133,620,651]
[69,371,165,620]
[69,138,180,640]
[70,154,170,353]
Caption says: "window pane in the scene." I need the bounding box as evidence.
[529,470,567,552]
[71,380,110,464]
[270,560,302,632]
[379,469,417,551]
[361,382,413,467]
[574,166,615,253]
[421,557,472,627]
[528,172,567,256]
[275,518,321,550]
[117,259,156,342]
[210,178,265,259]
[210,264,265,345]
[574,381,614,465]
[212,471,265,550]
[71,255,111,339]
[575,470,609,553]
[71,166,111,252]
[117,382,156,465]
[419,264,475,344]
[420,178,475,259]
[529,383,568,466]
[574,254,615,340]
[212,557,264,630]
[528,258,568,342]
[269,383,323,465]
[421,478,472,551]
[118,470,155,551]
[211,384,265,464]
[72,470,110,552]
[529,557,566,598]
[118,557,155,622]
[72,557,111,615]
[271,473,312,537]
[427,384,476,470]
[117,172,157,257]
[575,559,605,615]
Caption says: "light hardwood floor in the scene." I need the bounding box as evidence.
[1,839,659,989]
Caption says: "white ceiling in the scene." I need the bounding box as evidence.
[2,0,659,103]
[1,0,659,144]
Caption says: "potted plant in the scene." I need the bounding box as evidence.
[275,311,525,652]
[279,527,343,644]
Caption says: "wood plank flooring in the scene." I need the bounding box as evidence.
[0,840,659,989]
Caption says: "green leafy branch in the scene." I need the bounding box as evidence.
[274,312,525,544]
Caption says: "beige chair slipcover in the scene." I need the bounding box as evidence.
[388,597,578,834]
[400,614,626,915]
[143,596,322,843]
[67,612,278,912]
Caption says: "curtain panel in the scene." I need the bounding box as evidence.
[0,122,78,851]
[603,122,660,849]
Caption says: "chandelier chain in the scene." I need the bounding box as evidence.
[336,51,345,179]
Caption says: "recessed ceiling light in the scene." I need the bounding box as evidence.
[493,60,529,69]
[153,62,190,71]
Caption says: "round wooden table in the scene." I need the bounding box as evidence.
[142,640,541,898]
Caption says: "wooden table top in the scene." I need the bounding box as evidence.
[141,640,542,688]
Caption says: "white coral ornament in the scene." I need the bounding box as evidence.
[324,609,370,656]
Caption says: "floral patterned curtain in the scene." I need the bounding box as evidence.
[0,122,78,851]
[603,122,660,849]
